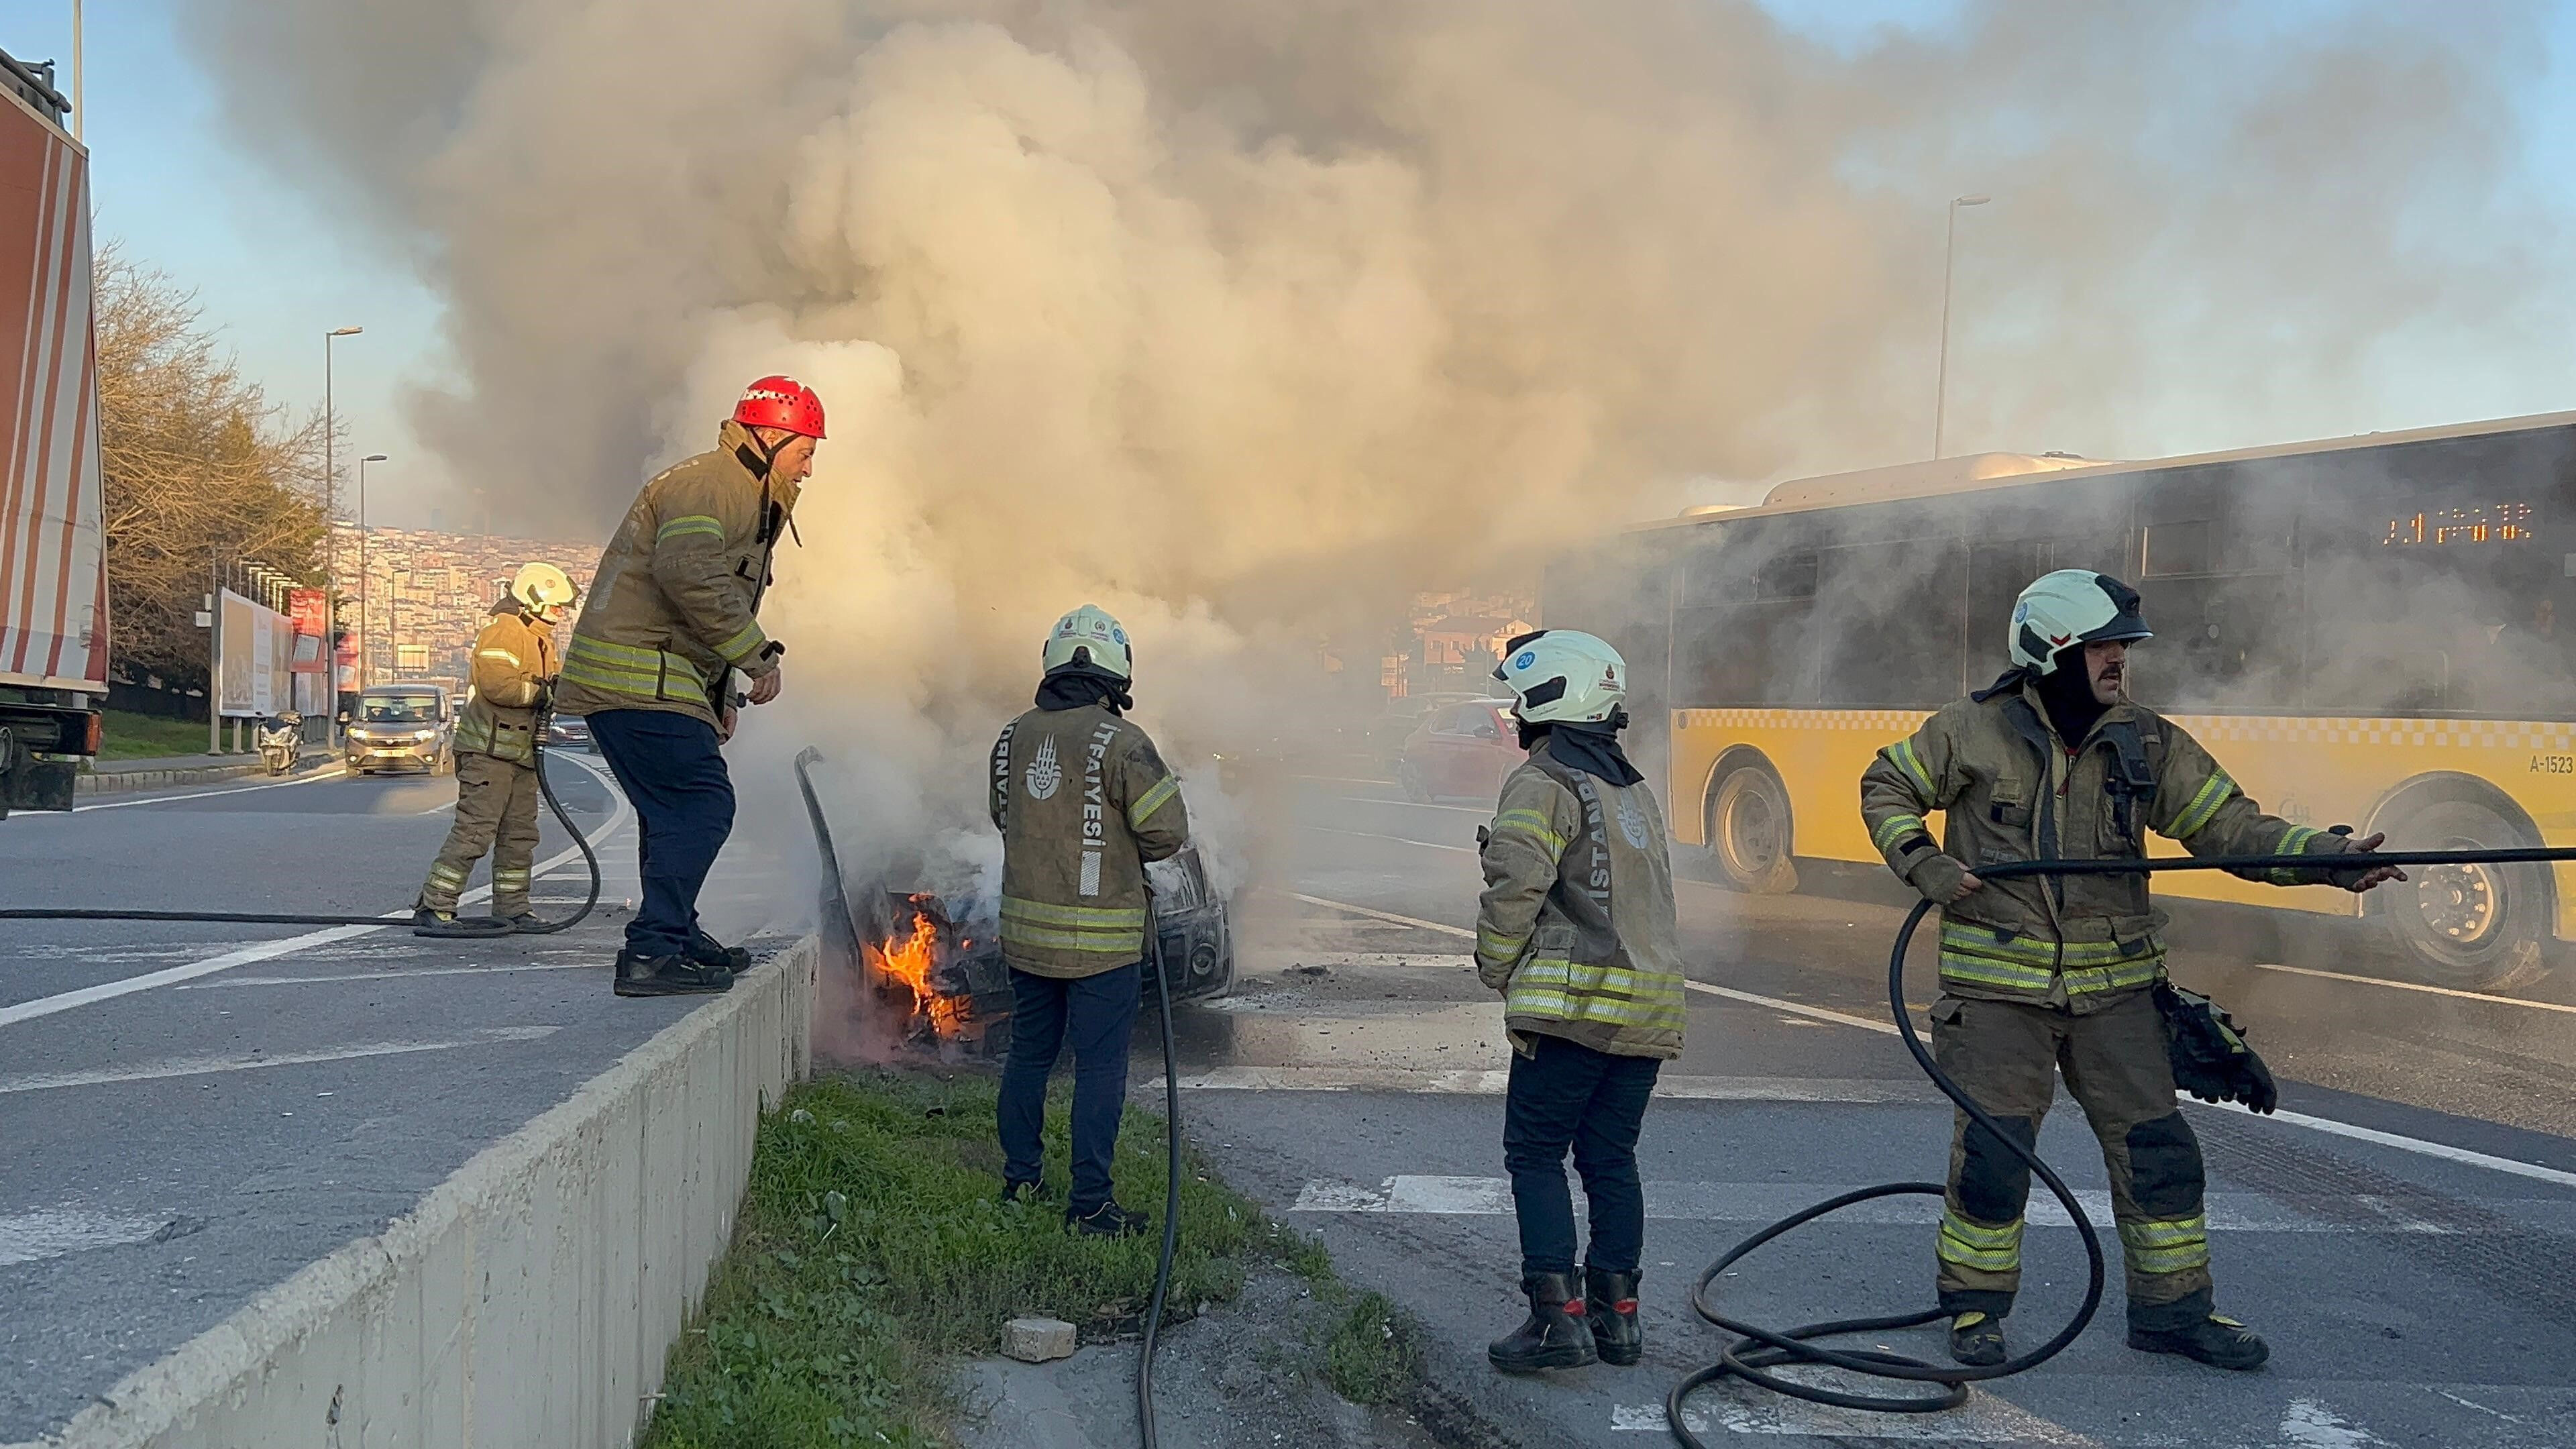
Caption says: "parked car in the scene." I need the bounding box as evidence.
[1368,691,1495,774]
[1396,698,1522,804]
[545,714,593,752]
[343,685,454,775]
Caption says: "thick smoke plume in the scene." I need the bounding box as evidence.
[184,0,2569,902]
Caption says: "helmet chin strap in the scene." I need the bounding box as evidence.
[735,426,784,480]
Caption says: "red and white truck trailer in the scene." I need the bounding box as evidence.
[0,47,104,814]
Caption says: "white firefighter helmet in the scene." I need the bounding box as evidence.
[509,561,579,619]
[2009,569,2151,676]
[1492,629,1627,725]
[1042,604,1132,680]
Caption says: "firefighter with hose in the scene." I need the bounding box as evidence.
[555,376,822,997]
[413,562,578,938]
[1858,570,2404,1371]
[988,605,1190,1238]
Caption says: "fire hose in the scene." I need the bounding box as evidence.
[0,705,601,934]
[1665,841,2576,1442]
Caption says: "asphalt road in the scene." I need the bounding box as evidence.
[1159,776,2576,1448]
[0,752,802,1443]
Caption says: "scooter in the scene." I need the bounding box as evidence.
[258,712,304,777]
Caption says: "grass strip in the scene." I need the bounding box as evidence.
[97,709,233,762]
[642,1069,1415,1448]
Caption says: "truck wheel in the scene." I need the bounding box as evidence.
[1707,762,1799,895]
[2377,798,2551,990]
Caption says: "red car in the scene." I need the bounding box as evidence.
[1395,698,1524,804]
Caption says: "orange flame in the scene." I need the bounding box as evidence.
[865,896,967,1036]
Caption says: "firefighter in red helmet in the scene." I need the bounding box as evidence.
[556,374,825,996]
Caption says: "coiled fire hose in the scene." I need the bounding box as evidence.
[0,706,600,933]
[1666,841,2576,1443]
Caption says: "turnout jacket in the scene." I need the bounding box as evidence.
[1859,679,2360,1014]
[988,704,1191,979]
[1475,751,1686,1060]
[453,602,557,767]
[555,420,798,727]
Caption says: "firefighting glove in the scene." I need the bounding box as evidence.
[2154,981,2279,1114]
[1904,852,1974,904]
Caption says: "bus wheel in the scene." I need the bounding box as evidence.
[2379,798,2551,991]
[1708,763,1798,895]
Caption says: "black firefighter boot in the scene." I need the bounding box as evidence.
[1489,1271,1597,1373]
[1585,1267,1644,1366]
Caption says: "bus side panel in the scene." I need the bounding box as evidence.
[2162,716,2576,939]
[1668,707,1927,862]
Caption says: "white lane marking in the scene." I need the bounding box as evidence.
[69,766,351,812]
[2199,1099,2576,1190]
[2280,1398,2386,1448]
[1283,886,2576,1195]
[0,757,628,1030]
[1328,792,1494,816]
[0,1026,561,1093]
[1617,1397,2096,1444]
[1178,1067,1929,1102]
[1289,775,1401,789]
[1279,891,1477,936]
[176,963,596,989]
[0,1208,177,1267]
[1298,823,1477,853]
[2254,961,2576,1016]
[1287,1176,2502,1232]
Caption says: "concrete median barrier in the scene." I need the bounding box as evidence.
[16,936,819,1449]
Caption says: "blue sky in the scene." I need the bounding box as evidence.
[5,0,2575,530]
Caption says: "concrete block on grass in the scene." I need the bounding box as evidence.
[1003,1317,1079,1363]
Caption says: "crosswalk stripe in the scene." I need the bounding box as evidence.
[1285,1175,2565,1234]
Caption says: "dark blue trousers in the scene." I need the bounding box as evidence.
[1503,1032,1662,1280]
[998,963,1142,1214]
[584,708,734,959]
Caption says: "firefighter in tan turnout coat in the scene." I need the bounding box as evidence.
[1859,570,2402,1371]
[988,604,1190,1237]
[412,564,576,936]
[1474,629,1684,1376]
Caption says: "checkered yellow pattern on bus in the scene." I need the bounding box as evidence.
[1676,708,2576,752]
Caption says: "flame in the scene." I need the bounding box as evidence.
[865,896,967,1036]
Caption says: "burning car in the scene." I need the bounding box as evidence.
[797,748,1233,1058]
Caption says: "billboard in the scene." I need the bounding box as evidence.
[287,587,328,672]
[216,589,298,717]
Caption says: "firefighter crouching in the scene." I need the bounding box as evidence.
[554,374,823,998]
[1476,631,1684,1375]
[413,563,578,937]
[1859,570,2403,1371]
[989,605,1190,1238]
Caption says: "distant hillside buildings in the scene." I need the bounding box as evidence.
[331,525,598,692]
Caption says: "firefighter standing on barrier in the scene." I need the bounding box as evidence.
[414,563,577,938]
[1858,570,2403,1371]
[555,375,822,997]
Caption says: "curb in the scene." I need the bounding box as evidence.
[76,754,336,796]
[17,936,820,1449]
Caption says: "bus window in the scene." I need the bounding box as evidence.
[1674,527,1819,707]
[1815,540,1965,707]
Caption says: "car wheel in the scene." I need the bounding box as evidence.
[1707,761,1799,895]
[2375,797,2551,990]
[1397,760,1432,804]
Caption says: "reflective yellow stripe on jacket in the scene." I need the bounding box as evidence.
[998,896,1148,958]
[559,635,702,702]
[1502,957,1687,1034]
[1128,776,1181,830]
[1935,921,2163,997]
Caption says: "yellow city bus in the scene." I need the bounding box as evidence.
[1546,411,2576,989]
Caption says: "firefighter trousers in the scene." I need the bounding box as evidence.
[1931,988,2216,1332]
[418,752,542,918]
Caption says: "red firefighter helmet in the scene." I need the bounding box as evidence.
[731,375,826,439]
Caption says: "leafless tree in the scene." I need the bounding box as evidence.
[96,245,326,691]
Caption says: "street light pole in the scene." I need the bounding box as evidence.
[1933,194,1990,460]
[322,326,363,727]
[358,453,386,690]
